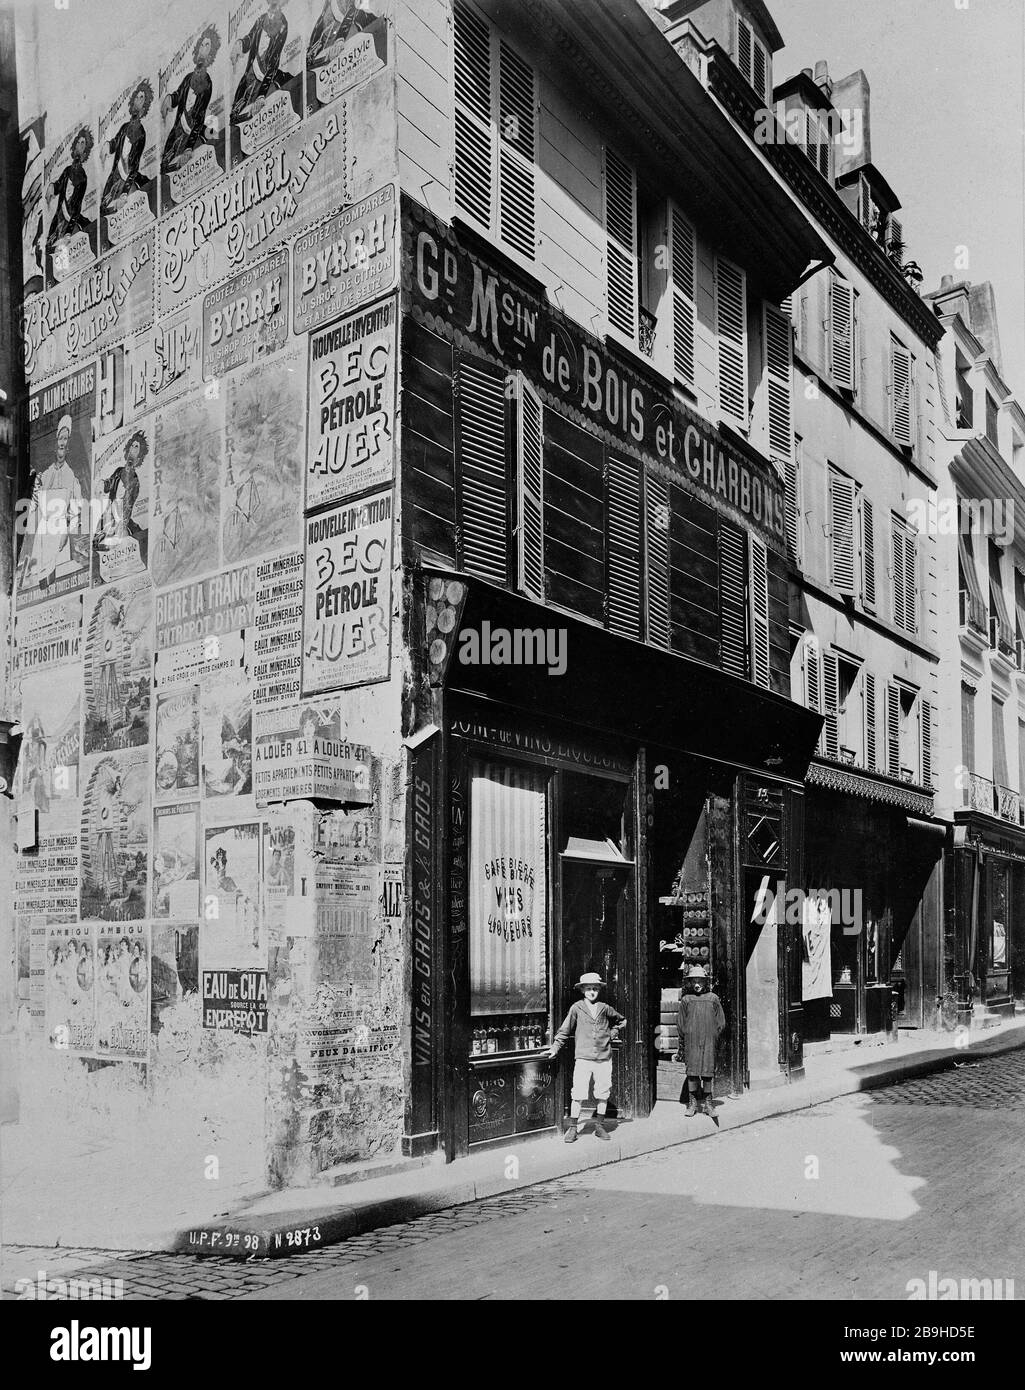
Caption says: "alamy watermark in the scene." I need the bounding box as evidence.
[751,881,863,935]
[458,622,567,677]
[906,496,1014,545]
[906,1271,1015,1301]
[15,1269,125,1300]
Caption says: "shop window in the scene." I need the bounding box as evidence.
[990,865,1009,971]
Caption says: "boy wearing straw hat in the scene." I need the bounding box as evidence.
[549,972,626,1142]
[675,964,725,1117]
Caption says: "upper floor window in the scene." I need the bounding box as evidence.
[828,466,875,609]
[891,514,918,635]
[884,683,931,786]
[603,146,638,344]
[828,272,857,394]
[715,254,748,430]
[889,336,915,448]
[453,0,537,263]
[733,8,771,102]
[803,107,832,181]
[985,392,1000,448]
[954,352,974,429]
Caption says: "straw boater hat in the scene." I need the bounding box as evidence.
[576,972,605,988]
[683,964,708,978]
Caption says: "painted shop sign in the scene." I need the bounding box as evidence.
[404,199,786,546]
[292,182,397,334]
[202,246,289,379]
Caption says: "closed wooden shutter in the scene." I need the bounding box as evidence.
[764,303,794,467]
[604,147,637,340]
[830,275,856,390]
[920,698,933,789]
[514,373,544,600]
[886,683,901,777]
[864,669,877,771]
[817,122,830,179]
[860,495,876,608]
[829,470,857,594]
[456,357,508,583]
[607,453,643,639]
[749,536,770,689]
[453,0,494,229]
[670,205,697,388]
[888,216,904,258]
[752,39,767,102]
[497,40,536,260]
[718,521,747,678]
[804,636,821,713]
[783,438,800,564]
[993,698,1009,787]
[903,527,917,633]
[892,341,914,446]
[821,649,839,759]
[645,472,670,648]
[737,15,752,83]
[891,521,907,629]
[961,684,976,771]
[716,256,747,428]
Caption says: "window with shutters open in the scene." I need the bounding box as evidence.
[604,146,638,344]
[669,204,697,390]
[783,435,801,566]
[716,256,748,430]
[828,467,856,595]
[920,698,933,790]
[820,649,839,759]
[513,372,544,601]
[763,302,793,476]
[645,472,670,648]
[860,495,876,610]
[748,536,770,689]
[891,516,917,634]
[607,453,643,640]
[803,634,821,718]
[734,10,771,102]
[453,0,537,264]
[891,338,914,447]
[456,357,508,584]
[886,682,901,778]
[829,273,856,392]
[718,522,748,678]
[863,669,877,771]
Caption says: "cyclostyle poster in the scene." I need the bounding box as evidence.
[305,0,390,113]
[159,16,227,209]
[98,73,159,254]
[43,119,99,287]
[80,748,150,922]
[95,919,150,1061]
[82,574,153,755]
[228,0,305,168]
[91,421,152,585]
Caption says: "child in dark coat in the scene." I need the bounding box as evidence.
[675,964,725,1117]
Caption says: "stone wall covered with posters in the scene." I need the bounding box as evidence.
[11,0,405,1189]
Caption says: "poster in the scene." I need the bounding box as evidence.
[202,247,289,380]
[302,489,393,693]
[16,915,48,1034]
[221,344,304,564]
[380,862,402,926]
[17,668,81,833]
[14,832,80,921]
[159,18,227,208]
[250,548,303,710]
[95,920,150,1061]
[154,560,254,687]
[124,300,204,424]
[14,593,83,681]
[201,677,253,799]
[253,703,371,806]
[99,75,159,253]
[305,294,396,509]
[152,803,201,919]
[80,749,150,921]
[155,687,201,801]
[802,891,833,1002]
[305,0,389,112]
[82,575,152,754]
[91,421,152,584]
[44,120,98,286]
[16,365,94,608]
[262,815,297,932]
[21,112,46,297]
[152,389,223,587]
[202,823,265,1032]
[292,183,397,335]
[228,0,305,167]
[45,921,97,1054]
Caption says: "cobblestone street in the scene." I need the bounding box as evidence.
[6,1048,1024,1302]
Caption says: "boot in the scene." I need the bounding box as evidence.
[702,1093,715,1118]
[563,1119,578,1143]
[685,1093,698,1117]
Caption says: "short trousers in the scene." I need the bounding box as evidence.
[572,1058,613,1103]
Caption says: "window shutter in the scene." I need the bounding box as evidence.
[716,256,748,428]
[817,123,830,179]
[864,669,877,771]
[860,495,876,608]
[645,472,670,648]
[783,439,801,564]
[453,0,494,230]
[737,16,753,84]
[892,342,914,446]
[718,522,747,678]
[804,637,821,713]
[920,698,932,789]
[903,528,917,633]
[764,303,794,465]
[888,215,904,258]
[891,521,906,630]
[514,372,544,600]
[830,275,855,390]
[669,205,697,388]
[497,41,536,260]
[993,699,1009,787]
[749,535,770,689]
[604,147,637,340]
[821,649,839,759]
[607,453,643,639]
[829,470,857,594]
[886,683,901,777]
[456,357,508,583]
[752,40,767,102]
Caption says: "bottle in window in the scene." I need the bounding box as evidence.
[471,1026,482,1056]
[486,1026,498,1055]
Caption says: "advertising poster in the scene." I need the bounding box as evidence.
[155,687,201,802]
[21,112,46,297]
[14,832,80,921]
[14,593,83,681]
[253,703,371,806]
[159,17,227,209]
[380,862,402,926]
[250,548,303,711]
[45,921,97,1054]
[17,669,80,833]
[305,0,389,112]
[91,422,152,584]
[154,560,254,687]
[16,365,94,608]
[44,120,98,286]
[202,822,266,1031]
[16,915,48,1034]
[305,294,396,509]
[201,677,253,800]
[158,189,229,318]
[99,74,159,253]
[202,247,289,380]
[302,489,393,693]
[82,575,152,754]
[262,815,297,932]
[95,919,150,1061]
[221,344,304,564]
[150,920,186,1034]
[152,389,223,588]
[292,182,397,335]
[94,344,128,441]
[124,301,204,424]
[152,803,202,920]
[228,0,305,167]
[80,748,150,921]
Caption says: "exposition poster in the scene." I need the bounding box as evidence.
[17,365,94,608]
[21,112,46,297]
[43,119,99,286]
[302,489,393,693]
[80,748,150,921]
[17,669,81,834]
[228,0,305,167]
[82,575,152,755]
[305,294,396,509]
[291,183,397,335]
[151,389,223,588]
[253,703,372,806]
[201,677,253,800]
[152,803,202,920]
[95,919,150,1061]
[45,921,97,1054]
[91,421,152,584]
[153,560,254,687]
[305,0,389,113]
[159,16,227,209]
[155,686,201,802]
[202,821,267,1033]
[14,593,83,681]
[98,74,159,253]
[250,548,303,711]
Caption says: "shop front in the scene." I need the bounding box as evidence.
[944,820,1025,1025]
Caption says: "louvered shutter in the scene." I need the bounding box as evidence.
[783,441,800,564]
[497,41,536,260]
[718,522,747,678]
[607,453,643,639]
[903,528,917,633]
[737,16,752,84]
[752,39,767,102]
[886,683,901,777]
[764,303,794,465]
[830,275,855,390]
[453,0,494,230]
[457,358,508,583]
[645,472,670,648]
[817,123,830,179]
[804,637,821,713]
[716,256,747,428]
[604,147,637,340]
[749,535,770,689]
[515,373,544,600]
[892,342,914,446]
[934,350,951,426]
[829,470,857,594]
[669,205,697,388]
[891,521,906,629]
[864,669,877,771]
[920,698,933,789]
[888,216,904,258]
[860,495,876,608]
[820,650,839,759]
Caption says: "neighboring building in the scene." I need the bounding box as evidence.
[925,275,1025,1026]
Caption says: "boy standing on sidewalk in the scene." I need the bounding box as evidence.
[675,964,725,1117]
[549,972,626,1142]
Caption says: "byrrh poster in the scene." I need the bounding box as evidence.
[91,422,152,585]
[43,120,98,287]
[95,919,150,1062]
[45,921,97,1055]
[202,821,267,1034]
[159,17,227,208]
[98,74,158,254]
[228,0,305,168]
[306,295,396,509]
[302,489,393,693]
[292,183,397,335]
[80,748,150,921]
[82,575,152,755]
